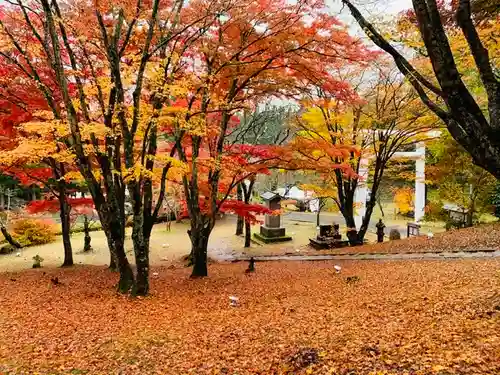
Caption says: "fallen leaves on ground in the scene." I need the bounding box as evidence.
[342,223,500,255]
[0,259,499,374]
[289,223,500,256]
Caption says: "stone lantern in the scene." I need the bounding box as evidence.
[253,191,292,243]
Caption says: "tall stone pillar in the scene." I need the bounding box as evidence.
[415,142,426,222]
[354,156,369,230]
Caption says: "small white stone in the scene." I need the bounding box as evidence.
[229,296,239,307]
[162,243,170,248]
[15,252,21,257]
[427,232,434,238]
[152,272,159,277]
[334,265,342,274]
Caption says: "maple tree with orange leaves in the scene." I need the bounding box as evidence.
[0,0,370,292]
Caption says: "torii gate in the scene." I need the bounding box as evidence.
[354,141,426,230]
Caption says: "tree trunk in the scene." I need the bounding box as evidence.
[132,236,149,296]
[109,252,117,271]
[342,0,500,179]
[236,215,244,235]
[0,225,21,249]
[189,223,211,278]
[244,219,251,248]
[342,207,362,246]
[236,184,244,235]
[316,200,324,227]
[377,197,385,217]
[131,213,149,296]
[101,212,134,292]
[59,194,73,267]
[83,215,92,252]
[242,178,255,249]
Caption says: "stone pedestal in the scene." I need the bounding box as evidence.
[260,226,286,238]
[253,191,292,244]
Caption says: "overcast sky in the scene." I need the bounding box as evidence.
[329,0,413,17]
[328,0,413,34]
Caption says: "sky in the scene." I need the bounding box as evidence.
[330,0,414,34]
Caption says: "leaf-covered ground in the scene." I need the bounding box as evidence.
[241,223,500,257]
[336,223,500,255]
[1,259,499,374]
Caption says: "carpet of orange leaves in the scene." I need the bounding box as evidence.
[301,223,500,256]
[0,259,499,374]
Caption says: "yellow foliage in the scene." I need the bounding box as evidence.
[393,187,414,214]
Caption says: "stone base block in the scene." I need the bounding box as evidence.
[253,232,292,244]
[260,226,286,238]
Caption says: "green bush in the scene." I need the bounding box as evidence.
[11,218,56,247]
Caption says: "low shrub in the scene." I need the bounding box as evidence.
[11,218,56,247]
[389,229,401,240]
[0,245,14,254]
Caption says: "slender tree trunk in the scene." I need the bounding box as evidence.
[101,212,134,291]
[189,221,211,278]
[244,219,251,248]
[131,213,149,296]
[113,232,134,292]
[341,198,362,246]
[58,194,73,267]
[377,197,385,217]
[0,193,4,209]
[316,200,324,227]
[242,178,255,249]
[344,216,361,245]
[236,184,244,235]
[0,225,21,249]
[109,252,117,271]
[83,215,92,252]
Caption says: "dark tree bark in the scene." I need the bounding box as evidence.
[59,194,73,267]
[342,0,500,179]
[109,252,117,271]
[83,215,92,252]
[0,225,22,249]
[100,209,134,292]
[235,184,244,235]
[52,161,73,267]
[189,223,211,277]
[316,198,326,227]
[244,220,251,248]
[241,178,255,248]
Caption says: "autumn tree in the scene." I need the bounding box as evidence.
[301,177,339,226]
[342,0,500,180]
[0,0,222,294]
[228,105,293,247]
[292,67,435,244]
[426,132,496,226]
[165,0,370,276]
[0,64,79,261]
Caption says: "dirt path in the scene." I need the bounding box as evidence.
[0,219,316,272]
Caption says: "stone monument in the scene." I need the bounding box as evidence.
[253,191,292,243]
[309,222,348,249]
